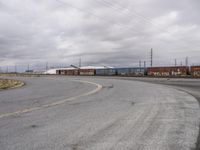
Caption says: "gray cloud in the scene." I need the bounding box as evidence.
[0,0,200,70]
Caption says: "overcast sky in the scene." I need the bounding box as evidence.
[0,0,200,70]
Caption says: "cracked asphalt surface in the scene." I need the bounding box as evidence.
[0,76,200,150]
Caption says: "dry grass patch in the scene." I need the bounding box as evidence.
[0,79,24,89]
[0,73,41,77]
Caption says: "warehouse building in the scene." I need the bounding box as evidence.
[44,68,60,74]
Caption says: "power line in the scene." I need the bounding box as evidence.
[56,0,166,37]
[95,0,171,34]
[55,0,152,36]
[100,0,200,51]
[55,0,199,66]
[55,0,200,53]
[55,0,196,56]
[88,0,199,51]
[96,0,200,52]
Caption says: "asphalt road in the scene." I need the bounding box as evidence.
[0,76,200,150]
[126,77,200,104]
[122,77,200,149]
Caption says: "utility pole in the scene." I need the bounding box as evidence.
[46,62,48,71]
[150,48,153,67]
[175,59,177,66]
[15,65,17,73]
[143,61,146,75]
[79,58,82,68]
[139,60,141,72]
[185,57,188,66]
[144,61,146,68]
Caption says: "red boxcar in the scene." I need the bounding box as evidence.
[56,69,79,75]
[191,66,200,77]
[79,69,95,76]
[147,66,189,77]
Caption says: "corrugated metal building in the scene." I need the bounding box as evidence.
[45,68,58,74]
[191,66,200,77]
[147,66,189,77]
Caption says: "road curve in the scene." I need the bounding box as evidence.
[0,76,199,150]
[0,79,102,119]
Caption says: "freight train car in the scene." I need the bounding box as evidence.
[191,66,200,77]
[96,68,116,76]
[56,70,60,75]
[116,67,145,76]
[147,66,189,77]
[56,68,79,75]
[79,69,95,76]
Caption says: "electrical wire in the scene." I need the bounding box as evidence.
[95,0,171,34]
[55,0,199,65]
[55,0,152,36]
